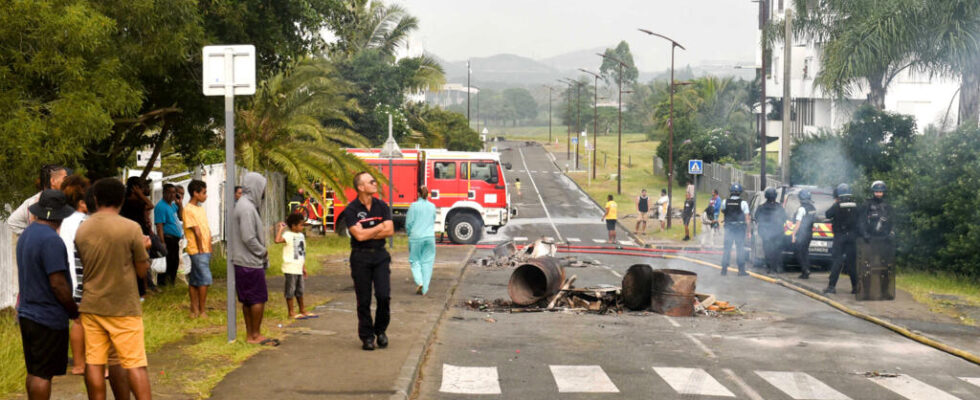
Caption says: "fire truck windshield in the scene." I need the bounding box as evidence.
[462,162,498,183]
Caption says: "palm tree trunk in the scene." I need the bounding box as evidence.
[959,67,980,128]
[868,77,887,110]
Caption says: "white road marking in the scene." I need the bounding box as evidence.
[549,365,620,393]
[593,239,607,243]
[619,239,636,246]
[870,375,961,400]
[662,314,681,328]
[439,364,501,394]
[722,368,765,400]
[684,333,716,358]
[566,237,581,242]
[599,265,623,278]
[756,371,851,400]
[518,146,563,241]
[961,377,980,388]
[512,236,528,242]
[653,367,735,397]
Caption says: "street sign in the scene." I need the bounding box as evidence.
[571,137,578,145]
[688,159,703,175]
[202,45,256,96]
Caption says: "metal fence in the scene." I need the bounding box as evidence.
[0,164,285,309]
[654,157,783,197]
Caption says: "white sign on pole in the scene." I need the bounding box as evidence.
[202,45,257,96]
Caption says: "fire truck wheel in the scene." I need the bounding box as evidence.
[448,214,483,244]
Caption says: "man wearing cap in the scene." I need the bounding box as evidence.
[16,189,80,399]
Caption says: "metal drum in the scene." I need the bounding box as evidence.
[650,269,698,317]
[621,264,654,311]
[508,257,565,305]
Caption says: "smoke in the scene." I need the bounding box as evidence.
[790,131,861,187]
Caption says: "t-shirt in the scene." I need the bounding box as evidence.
[183,202,212,255]
[59,211,87,301]
[154,200,183,238]
[342,197,392,249]
[682,198,695,218]
[281,231,306,275]
[8,192,40,235]
[657,195,670,215]
[605,201,618,220]
[16,223,71,329]
[76,212,149,317]
[121,196,151,235]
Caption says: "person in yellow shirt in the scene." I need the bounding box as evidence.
[602,194,617,244]
[183,180,212,318]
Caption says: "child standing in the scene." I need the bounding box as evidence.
[275,213,315,319]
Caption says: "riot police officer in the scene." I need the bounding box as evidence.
[824,183,859,294]
[859,180,893,240]
[790,189,817,279]
[754,187,787,274]
[721,183,752,276]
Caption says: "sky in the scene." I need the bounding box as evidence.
[394,0,762,71]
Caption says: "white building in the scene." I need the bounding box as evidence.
[762,0,961,138]
[425,83,479,108]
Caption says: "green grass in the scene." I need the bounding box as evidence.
[0,232,408,399]
[897,270,980,326]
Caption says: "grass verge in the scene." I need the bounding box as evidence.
[897,270,980,326]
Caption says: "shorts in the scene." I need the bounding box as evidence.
[235,265,268,306]
[658,210,667,221]
[683,213,693,225]
[188,253,213,286]
[605,219,617,231]
[284,273,304,299]
[19,317,68,379]
[637,210,648,220]
[80,314,147,369]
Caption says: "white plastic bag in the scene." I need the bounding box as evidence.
[150,257,167,274]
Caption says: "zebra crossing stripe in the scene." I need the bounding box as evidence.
[439,364,501,394]
[756,371,851,400]
[961,377,980,388]
[870,375,961,400]
[549,365,619,393]
[653,367,735,397]
[566,237,581,242]
[592,239,606,243]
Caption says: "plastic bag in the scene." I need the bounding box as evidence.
[150,257,167,274]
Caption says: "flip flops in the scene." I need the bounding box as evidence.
[257,338,280,347]
[293,313,319,320]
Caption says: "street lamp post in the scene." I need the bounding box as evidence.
[574,80,583,170]
[597,53,628,194]
[558,79,575,162]
[543,85,554,144]
[639,29,686,228]
[579,68,601,180]
[467,60,471,127]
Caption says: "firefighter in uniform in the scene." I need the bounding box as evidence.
[342,171,395,351]
[754,187,787,274]
[721,183,752,276]
[859,181,893,241]
[790,189,817,279]
[824,183,859,294]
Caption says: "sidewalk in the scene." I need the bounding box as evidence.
[208,245,474,400]
[768,269,980,357]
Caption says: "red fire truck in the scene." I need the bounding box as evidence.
[330,148,514,244]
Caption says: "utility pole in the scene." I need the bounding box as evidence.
[579,68,601,180]
[559,79,574,161]
[639,29,686,227]
[467,60,471,128]
[596,53,629,195]
[545,85,553,143]
[759,0,768,189]
[575,80,582,170]
[781,8,792,185]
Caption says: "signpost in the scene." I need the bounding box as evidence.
[688,160,703,237]
[203,44,256,342]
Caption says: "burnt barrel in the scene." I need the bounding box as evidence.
[508,257,565,305]
[650,269,697,317]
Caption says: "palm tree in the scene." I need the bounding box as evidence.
[236,57,369,202]
[918,0,980,127]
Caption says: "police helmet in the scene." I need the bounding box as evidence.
[799,189,812,201]
[764,187,777,201]
[871,180,886,193]
[835,183,851,198]
[730,183,743,196]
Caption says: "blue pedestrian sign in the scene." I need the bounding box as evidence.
[688,159,703,175]
[571,137,578,145]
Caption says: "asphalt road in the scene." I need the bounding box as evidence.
[415,141,980,399]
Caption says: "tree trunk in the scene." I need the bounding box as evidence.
[140,120,170,179]
[959,68,980,128]
[868,77,887,110]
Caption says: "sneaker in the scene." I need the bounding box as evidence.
[798,273,810,279]
[737,272,749,277]
[822,287,836,294]
[682,236,690,241]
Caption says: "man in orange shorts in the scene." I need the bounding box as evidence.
[76,178,152,400]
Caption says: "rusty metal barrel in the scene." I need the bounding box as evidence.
[650,269,698,317]
[621,264,654,310]
[508,257,565,305]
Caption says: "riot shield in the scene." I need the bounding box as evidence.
[855,237,896,301]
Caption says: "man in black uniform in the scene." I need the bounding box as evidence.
[790,189,817,279]
[721,183,752,276]
[754,187,787,274]
[342,171,395,350]
[859,181,893,240]
[824,183,859,294]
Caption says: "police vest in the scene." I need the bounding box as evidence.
[866,199,889,236]
[798,201,817,237]
[833,196,858,234]
[723,198,745,225]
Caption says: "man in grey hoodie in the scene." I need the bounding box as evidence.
[231,172,277,346]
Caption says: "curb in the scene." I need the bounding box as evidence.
[389,245,476,400]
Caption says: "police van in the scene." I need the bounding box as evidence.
[747,186,836,268]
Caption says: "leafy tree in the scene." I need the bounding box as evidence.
[840,105,916,176]
[502,88,538,125]
[325,0,417,58]
[425,108,481,151]
[236,58,368,201]
[599,41,639,88]
[916,0,980,127]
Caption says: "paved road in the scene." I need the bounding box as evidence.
[414,141,980,399]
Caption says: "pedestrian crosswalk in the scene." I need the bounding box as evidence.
[437,363,979,398]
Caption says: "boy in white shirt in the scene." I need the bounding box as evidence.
[275,213,315,319]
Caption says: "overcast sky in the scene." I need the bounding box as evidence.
[395,0,761,71]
